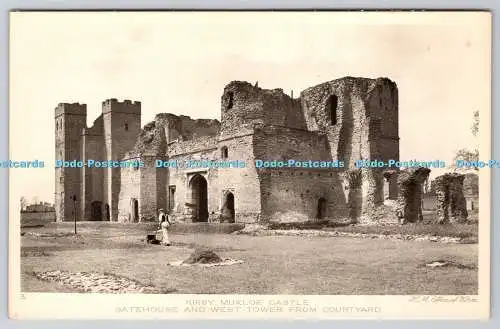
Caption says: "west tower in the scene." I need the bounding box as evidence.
[54,103,87,222]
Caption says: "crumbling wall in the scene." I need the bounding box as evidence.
[435,173,469,224]
[219,81,306,136]
[396,167,431,224]
[155,113,220,143]
[299,77,399,168]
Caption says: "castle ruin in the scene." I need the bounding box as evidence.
[54,77,399,223]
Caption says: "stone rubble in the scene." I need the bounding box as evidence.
[237,228,466,244]
[169,259,244,267]
[33,270,161,293]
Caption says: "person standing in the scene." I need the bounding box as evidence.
[158,208,171,246]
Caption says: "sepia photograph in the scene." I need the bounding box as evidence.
[8,11,491,319]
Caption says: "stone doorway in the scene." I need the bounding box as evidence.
[190,174,208,222]
[221,191,235,223]
[130,198,139,222]
[90,201,102,221]
[104,203,110,221]
[316,197,327,220]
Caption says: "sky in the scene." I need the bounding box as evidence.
[9,11,491,204]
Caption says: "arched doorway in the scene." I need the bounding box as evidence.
[130,198,139,222]
[221,192,235,223]
[316,197,327,220]
[91,201,102,221]
[104,203,110,221]
[190,174,208,222]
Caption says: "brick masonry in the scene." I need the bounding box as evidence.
[55,77,401,224]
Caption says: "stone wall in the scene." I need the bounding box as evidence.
[259,168,348,222]
[139,156,167,221]
[117,158,141,222]
[299,77,399,169]
[155,113,220,144]
[168,136,219,157]
[340,169,363,221]
[252,126,331,162]
[168,134,261,223]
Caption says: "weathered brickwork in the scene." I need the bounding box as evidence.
[55,77,400,224]
[396,167,431,224]
[434,173,469,224]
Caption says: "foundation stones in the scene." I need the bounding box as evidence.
[396,167,431,224]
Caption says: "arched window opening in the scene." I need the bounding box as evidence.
[221,146,228,159]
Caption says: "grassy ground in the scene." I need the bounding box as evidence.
[20,224,478,295]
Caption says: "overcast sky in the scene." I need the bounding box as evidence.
[9,12,491,203]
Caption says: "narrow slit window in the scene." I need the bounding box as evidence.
[327,95,338,125]
[227,92,234,110]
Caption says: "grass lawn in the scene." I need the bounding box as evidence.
[19,224,478,295]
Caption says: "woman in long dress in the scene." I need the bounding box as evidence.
[158,209,171,246]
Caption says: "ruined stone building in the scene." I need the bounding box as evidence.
[54,77,399,223]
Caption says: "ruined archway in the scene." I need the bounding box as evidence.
[90,201,102,221]
[189,174,208,222]
[221,191,235,223]
[316,197,327,220]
